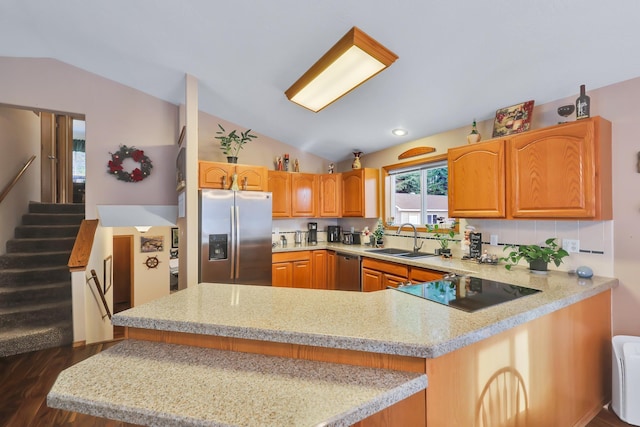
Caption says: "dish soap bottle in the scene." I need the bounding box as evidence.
[576,84,590,120]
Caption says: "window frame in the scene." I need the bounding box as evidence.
[381,153,458,234]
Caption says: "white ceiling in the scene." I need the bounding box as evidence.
[1,1,639,162]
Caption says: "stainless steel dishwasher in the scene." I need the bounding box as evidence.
[335,252,361,291]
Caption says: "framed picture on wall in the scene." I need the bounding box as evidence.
[171,227,179,248]
[141,235,164,252]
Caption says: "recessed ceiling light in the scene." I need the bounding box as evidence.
[392,128,408,136]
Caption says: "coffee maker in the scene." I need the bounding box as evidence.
[307,222,318,245]
[327,225,341,243]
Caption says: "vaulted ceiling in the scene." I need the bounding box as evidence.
[1,1,639,161]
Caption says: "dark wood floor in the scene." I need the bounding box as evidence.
[0,340,633,427]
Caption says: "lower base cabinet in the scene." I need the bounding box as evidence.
[362,258,444,292]
[272,251,312,288]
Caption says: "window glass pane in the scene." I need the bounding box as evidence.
[392,170,421,226]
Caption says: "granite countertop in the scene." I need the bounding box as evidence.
[113,264,617,358]
[48,339,426,427]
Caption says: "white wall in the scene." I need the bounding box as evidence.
[0,106,40,254]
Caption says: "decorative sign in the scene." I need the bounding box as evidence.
[470,233,483,259]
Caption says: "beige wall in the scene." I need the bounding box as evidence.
[0,106,40,255]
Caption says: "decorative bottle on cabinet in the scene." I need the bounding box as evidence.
[576,84,590,120]
[467,119,481,144]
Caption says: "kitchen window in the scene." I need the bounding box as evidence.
[382,155,455,230]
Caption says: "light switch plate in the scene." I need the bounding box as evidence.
[563,239,580,253]
[490,234,499,246]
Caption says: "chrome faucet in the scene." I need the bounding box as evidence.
[396,223,423,252]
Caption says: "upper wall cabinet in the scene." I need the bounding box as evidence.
[268,171,318,218]
[199,161,268,191]
[318,173,342,217]
[448,139,506,218]
[448,117,612,220]
[341,168,379,218]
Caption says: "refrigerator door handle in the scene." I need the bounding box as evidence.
[229,205,236,280]
[234,206,240,279]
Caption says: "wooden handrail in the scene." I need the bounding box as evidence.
[0,155,36,205]
[68,219,99,272]
[89,269,112,320]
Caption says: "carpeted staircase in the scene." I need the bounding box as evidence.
[0,202,84,357]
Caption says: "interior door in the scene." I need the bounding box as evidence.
[40,112,75,203]
[113,235,133,313]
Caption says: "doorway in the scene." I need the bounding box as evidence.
[40,112,85,203]
[112,235,134,314]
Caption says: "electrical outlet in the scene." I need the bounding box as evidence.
[274,227,279,235]
[490,234,499,246]
[563,239,580,253]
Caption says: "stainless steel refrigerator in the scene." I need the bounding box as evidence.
[199,189,273,285]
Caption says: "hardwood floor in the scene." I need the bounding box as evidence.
[0,340,633,427]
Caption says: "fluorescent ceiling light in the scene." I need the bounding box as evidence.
[285,27,398,113]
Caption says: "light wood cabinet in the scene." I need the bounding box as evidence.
[199,161,268,191]
[508,117,612,219]
[447,116,612,220]
[327,251,336,290]
[291,173,317,217]
[448,139,506,218]
[268,171,291,217]
[318,173,342,217]
[268,172,318,218]
[272,251,312,288]
[409,266,445,283]
[311,250,328,289]
[361,258,409,292]
[341,168,379,218]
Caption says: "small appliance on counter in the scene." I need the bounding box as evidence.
[307,222,318,245]
[342,231,361,245]
[327,225,341,243]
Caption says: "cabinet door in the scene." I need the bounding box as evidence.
[291,173,317,217]
[272,262,292,287]
[448,139,506,218]
[383,273,408,289]
[199,161,233,189]
[268,171,291,217]
[508,119,599,218]
[362,268,384,292]
[319,174,342,217]
[327,251,336,290]
[341,169,379,218]
[236,165,268,191]
[312,250,328,289]
[292,260,312,288]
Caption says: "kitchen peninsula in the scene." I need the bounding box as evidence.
[48,250,616,426]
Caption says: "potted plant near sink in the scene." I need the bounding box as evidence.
[426,220,456,257]
[215,124,257,163]
[500,238,569,272]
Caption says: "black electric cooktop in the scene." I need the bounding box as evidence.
[391,276,541,312]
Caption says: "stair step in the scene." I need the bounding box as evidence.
[6,237,76,253]
[28,201,85,214]
[22,212,85,226]
[0,282,71,308]
[0,251,71,269]
[0,300,72,328]
[15,224,79,239]
[0,322,73,357]
[0,265,70,287]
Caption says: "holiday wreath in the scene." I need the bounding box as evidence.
[107,145,153,182]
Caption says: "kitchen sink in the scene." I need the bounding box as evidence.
[365,248,410,255]
[396,252,437,258]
